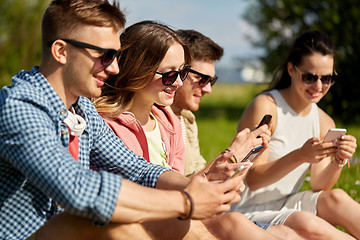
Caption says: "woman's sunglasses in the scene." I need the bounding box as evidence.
[189,69,218,88]
[47,39,122,68]
[294,66,336,86]
[156,65,191,86]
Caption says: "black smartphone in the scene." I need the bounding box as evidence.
[256,114,272,138]
[241,145,264,162]
[256,114,272,129]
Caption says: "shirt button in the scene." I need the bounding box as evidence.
[60,109,67,115]
[61,130,67,135]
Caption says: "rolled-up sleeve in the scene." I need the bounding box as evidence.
[0,91,122,225]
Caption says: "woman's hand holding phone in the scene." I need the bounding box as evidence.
[323,128,347,143]
[322,128,356,166]
[205,151,253,182]
[206,115,271,185]
[226,162,253,181]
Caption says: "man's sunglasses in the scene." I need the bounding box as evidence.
[294,66,336,86]
[47,39,122,68]
[189,69,218,88]
[156,65,191,86]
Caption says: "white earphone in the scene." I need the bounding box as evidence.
[63,108,86,136]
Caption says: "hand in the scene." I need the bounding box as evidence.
[205,151,251,182]
[299,137,337,164]
[184,175,242,219]
[335,134,357,163]
[228,125,271,162]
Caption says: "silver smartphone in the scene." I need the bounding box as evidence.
[323,128,347,143]
[227,162,252,180]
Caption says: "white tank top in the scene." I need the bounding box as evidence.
[234,89,320,209]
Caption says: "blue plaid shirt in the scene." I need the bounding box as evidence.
[0,66,169,240]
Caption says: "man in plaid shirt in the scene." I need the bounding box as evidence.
[0,1,246,239]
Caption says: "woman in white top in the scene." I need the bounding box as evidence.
[231,31,358,239]
[95,21,284,240]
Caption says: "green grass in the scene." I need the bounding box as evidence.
[195,83,269,160]
[196,83,360,199]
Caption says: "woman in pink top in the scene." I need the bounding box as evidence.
[95,21,271,178]
[94,21,190,174]
[93,21,290,240]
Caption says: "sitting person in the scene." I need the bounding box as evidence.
[171,29,303,239]
[0,1,246,239]
[231,30,359,239]
[94,20,282,240]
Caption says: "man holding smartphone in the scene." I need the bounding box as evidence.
[170,29,303,239]
[170,30,269,179]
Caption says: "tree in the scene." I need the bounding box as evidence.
[242,0,360,124]
[0,0,50,87]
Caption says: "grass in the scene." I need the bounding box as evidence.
[195,83,268,160]
[195,83,360,199]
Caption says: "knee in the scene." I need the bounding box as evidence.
[222,212,249,225]
[286,212,325,238]
[202,212,252,235]
[267,225,302,240]
[321,188,350,207]
[296,217,320,235]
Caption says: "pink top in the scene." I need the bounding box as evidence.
[104,105,185,174]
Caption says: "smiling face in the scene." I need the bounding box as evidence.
[134,43,185,108]
[62,26,121,101]
[288,52,334,104]
[171,60,215,114]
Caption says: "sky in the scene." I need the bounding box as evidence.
[117,0,261,69]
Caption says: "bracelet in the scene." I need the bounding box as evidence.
[178,191,194,220]
[223,148,238,163]
[332,155,348,167]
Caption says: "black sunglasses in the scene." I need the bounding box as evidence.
[47,39,122,68]
[156,65,191,86]
[294,66,336,86]
[189,69,218,88]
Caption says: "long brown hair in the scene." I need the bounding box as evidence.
[269,30,336,90]
[94,21,191,119]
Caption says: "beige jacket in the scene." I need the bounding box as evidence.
[180,109,207,177]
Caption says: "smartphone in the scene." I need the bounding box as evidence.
[256,114,272,129]
[256,115,272,138]
[241,145,264,162]
[323,128,347,143]
[227,162,252,180]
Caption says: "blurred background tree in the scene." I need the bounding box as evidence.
[0,0,49,87]
[242,0,360,124]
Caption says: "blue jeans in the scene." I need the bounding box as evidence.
[253,221,272,230]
